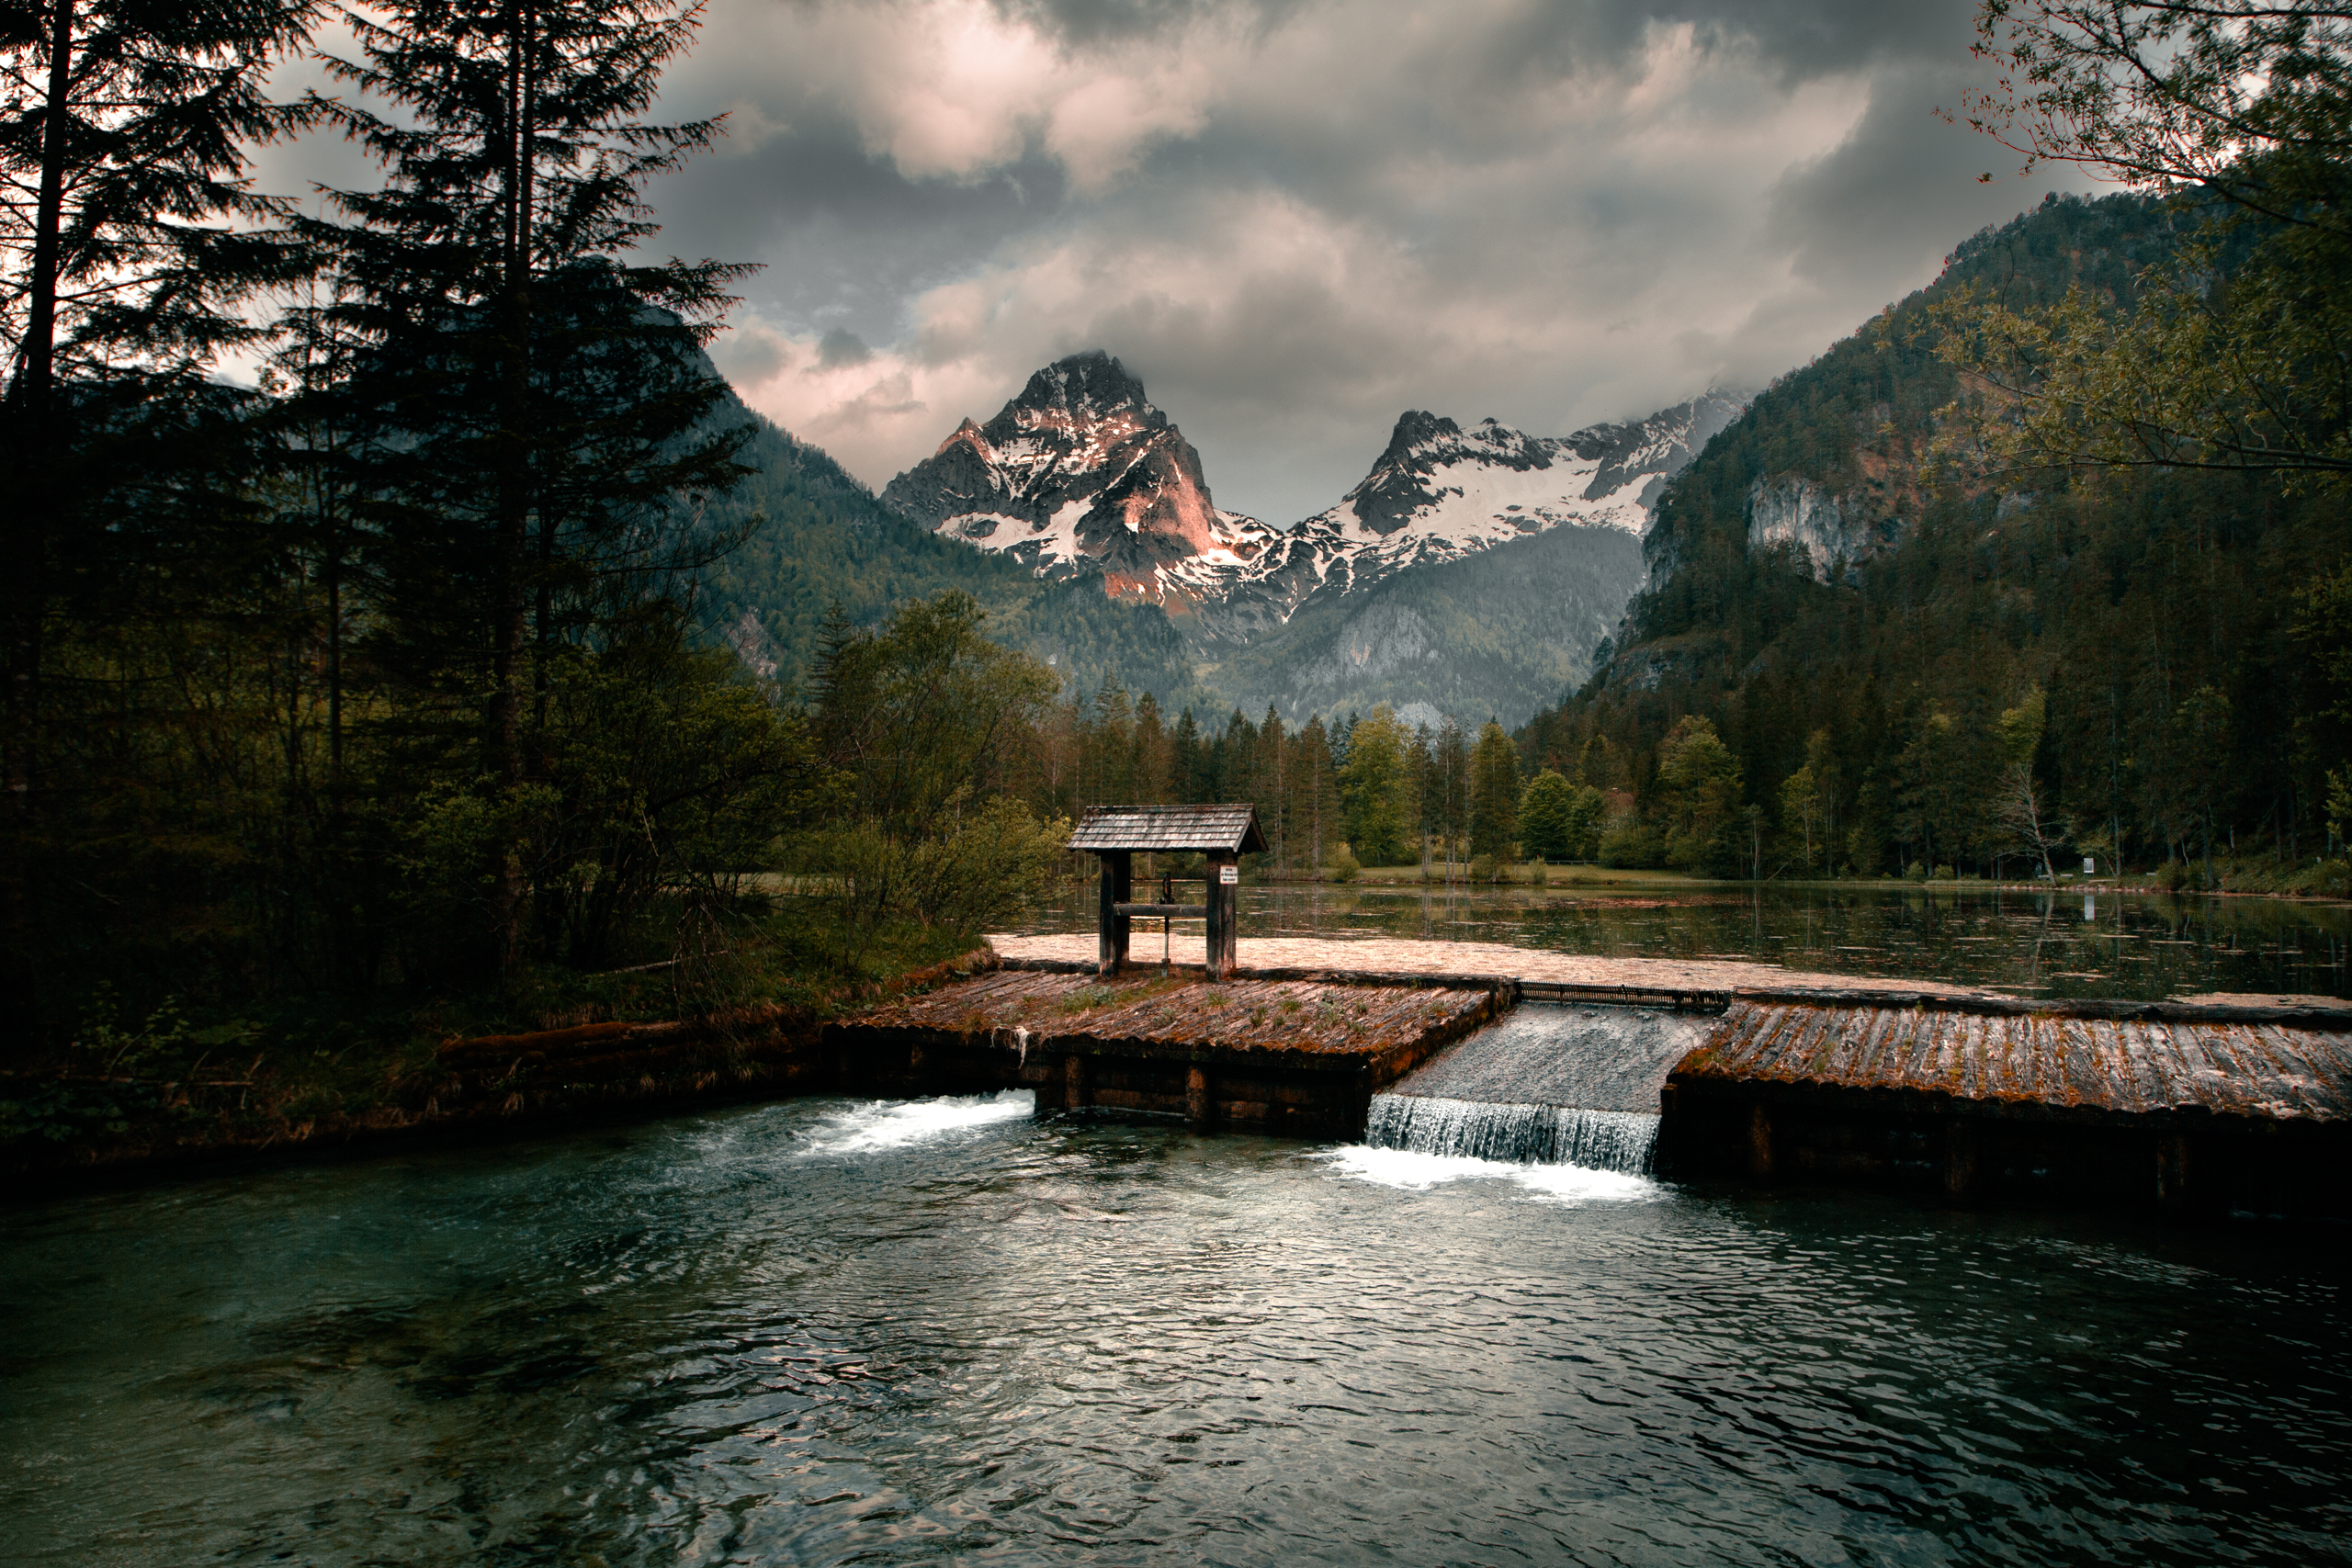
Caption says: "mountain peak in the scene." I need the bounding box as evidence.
[935,416,990,458]
[1012,350,1162,430]
[880,352,1243,599]
[1378,411,1462,464]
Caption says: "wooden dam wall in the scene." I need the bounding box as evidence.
[1658,998,2352,1217]
[407,938,2352,1220]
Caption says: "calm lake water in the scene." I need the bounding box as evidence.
[1023,881,2352,1001]
[5,1098,2348,1566]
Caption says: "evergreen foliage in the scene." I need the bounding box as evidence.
[1468,720,1520,862]
[695,409,1213,711]
[1206,521,1645,728]
[1,0,319,1004]
[301,0,752,969]
[1522,190,2347,883]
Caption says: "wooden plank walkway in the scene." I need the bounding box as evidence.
[837,966,1507,1136]
[988,933,2352,1021]
[850,967,1497,1065]
[989,933,2352,1128]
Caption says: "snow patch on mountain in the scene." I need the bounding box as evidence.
[880,351,1269,611]
[883,352,1745,654]
[1178,392,1747,641]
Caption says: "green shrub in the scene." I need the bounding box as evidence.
[1599,823,1666,868]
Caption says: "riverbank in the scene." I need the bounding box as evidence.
[0,915,992,1193]
[1317,861,2352,900]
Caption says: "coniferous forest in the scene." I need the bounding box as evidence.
[6,0,2352,1160]
[1519,190,2351,887]
[4,1,797,1046]
[0,0,1441,1153]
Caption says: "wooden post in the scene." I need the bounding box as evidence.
[1097,851,1132,975]
[1065,1052,1091,1111]
[2156,1132,2191,1211]
[1943,1116,1978,1202]
[1747,1101,1774,1179]
[1205,850,1238,980]
[1186,1064,1214,1132]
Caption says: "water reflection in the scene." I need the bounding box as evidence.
[1023,880,2352,999]
[3,1101,2345,1565]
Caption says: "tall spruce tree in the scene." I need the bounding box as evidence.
[1468,719,1521,864]
[307,0,753,972]
[1,0,317,1007]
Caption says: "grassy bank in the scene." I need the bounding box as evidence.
[1295,854,2352,900]
[1,900,989,1188]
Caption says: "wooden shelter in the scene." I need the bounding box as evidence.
[1068,804,1266,979]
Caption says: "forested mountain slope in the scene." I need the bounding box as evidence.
[697,406,1213,709]
[1204,519,1649,730]
[1521,192,2343,878]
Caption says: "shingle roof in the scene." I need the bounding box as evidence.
[1067,803,1267,853]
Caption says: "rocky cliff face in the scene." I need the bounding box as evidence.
[1746,476,1855,580]
[1228,391,1748,631]
[886,355,1745,661]
[879,351,1275,607]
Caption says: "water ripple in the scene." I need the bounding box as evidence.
[3,1098,2346,1564]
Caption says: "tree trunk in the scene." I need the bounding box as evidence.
[489,4,538,976]
[3,0,75,1012]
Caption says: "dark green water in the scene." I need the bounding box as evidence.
[5,1097,2346,1565]
[1023,883,2352,1000]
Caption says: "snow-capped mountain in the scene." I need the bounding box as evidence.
[879,351,1275,606]
[881,351,1745,653]
[1188,394,1747,641]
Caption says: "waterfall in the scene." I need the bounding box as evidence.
[1364,1094,1660,1174]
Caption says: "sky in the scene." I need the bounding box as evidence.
[259,0,2097,525]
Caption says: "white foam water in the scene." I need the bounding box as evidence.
[1317,1145,1659,1203]
[1363,1093,1661,1173]
[796,1090,1036,1156]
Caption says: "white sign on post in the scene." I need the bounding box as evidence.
[2083,856,2096,875]
[1219,865,1238,885]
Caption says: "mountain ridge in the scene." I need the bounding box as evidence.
[879,354,1746,716]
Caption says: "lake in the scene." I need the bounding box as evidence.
[1021,880,2352,1000]
[4,1097,2346,1565]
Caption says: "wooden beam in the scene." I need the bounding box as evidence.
[1186,1064,1214,1132]
[1205,851,1238,981]
[1096,851,1131,975]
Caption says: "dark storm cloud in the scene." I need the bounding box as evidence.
[996,0,1295,45]
[1666,0,1969,77]
[650,0,2085,521]
[654,121,1069,351]
[818,327,875,367]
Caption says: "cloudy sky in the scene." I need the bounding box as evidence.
[266,0,2095,525]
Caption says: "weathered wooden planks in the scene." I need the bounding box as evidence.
[848,968,1498,1064]
[1673,1000,2352,1122]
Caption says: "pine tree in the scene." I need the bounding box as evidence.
[307,0,752,971]
[1521,769,1576,862]
[1,0,317,980]
[1293,715,1340,875]
[1433,716,1469,884]
[1255,705,1285,867]
[1469,719,1521,863]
